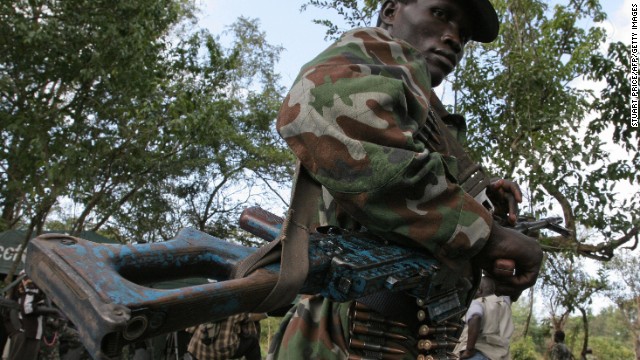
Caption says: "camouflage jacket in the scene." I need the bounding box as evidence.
[276,27,492,261]
[550,343,575,360]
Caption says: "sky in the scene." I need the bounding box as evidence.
[197,0,347,84]
[197,0,633,87]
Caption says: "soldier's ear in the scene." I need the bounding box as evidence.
[379,0,399,27]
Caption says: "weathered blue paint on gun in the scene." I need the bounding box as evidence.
[26,206,570,360]
[25,207,450,360]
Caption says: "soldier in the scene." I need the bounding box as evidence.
[267,0,543,359]
[550,330,575,360]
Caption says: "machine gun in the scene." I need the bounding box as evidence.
[513,216,572,237]
[24,207,571,360]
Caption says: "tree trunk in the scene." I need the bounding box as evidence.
[524,288,534,337]
[636,295,640,360]
[579,307,589,360]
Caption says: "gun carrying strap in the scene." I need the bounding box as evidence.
[232,162,320,313]
[427,91,491,198]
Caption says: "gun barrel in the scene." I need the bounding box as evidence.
[239,206,283,242]
[514,216,562,233]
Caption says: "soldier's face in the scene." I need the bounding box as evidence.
[382,0,472,87]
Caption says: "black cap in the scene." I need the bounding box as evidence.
[466,0,500,43]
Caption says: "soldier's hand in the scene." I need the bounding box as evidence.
[486,179,522,225]
[472,222,542,299]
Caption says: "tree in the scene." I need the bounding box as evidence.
[1,0,199,277]
[159,18,293,242]
[539,252,607,355]
[605,251,640,359]
[101,18,294,244]
[453,0,638,261]
[0,0,292,280]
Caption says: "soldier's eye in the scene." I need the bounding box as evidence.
[432,8,447,19]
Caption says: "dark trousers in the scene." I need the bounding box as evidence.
[8,332,41,360]
[234,333,261,360]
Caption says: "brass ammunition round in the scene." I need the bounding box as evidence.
[417,310,427,322]
[353,310,408,328]
[444,321,463,329]
[416,352,436,360]
[353,301,371,311]
[350,323,409,341]
[419,325,459,336]
[417,340,457,351]
[349,338,406,355]
[418,324,430,336]
[418,339,433,350]
[416,298,427,307]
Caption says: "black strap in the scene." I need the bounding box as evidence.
[426,92,491,197]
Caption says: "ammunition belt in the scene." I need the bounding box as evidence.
[348,296,462,360]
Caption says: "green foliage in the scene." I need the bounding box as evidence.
[550,304,638,359]
[587,336,635,359]
[512,299,549,350]
[458,0,606,196]
[602,250,640,355]
[259,316,284,356]
[586,41,638,233]
[1,0,195,234]
[589,305,633,340]
[511,337,541,360]
[301,0,379,40]
[588,42,635,155]
[0,0,293,251]
[540,253,608,315]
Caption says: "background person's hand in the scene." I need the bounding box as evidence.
[460,348,478,359]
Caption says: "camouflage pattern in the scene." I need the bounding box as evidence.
[270,27,493,359]
[38,317,83,360]
[267,296,418,360]
[276,27,492,261]
[550,342,574,360]
[39,324,61,360]
[266,296,349,360]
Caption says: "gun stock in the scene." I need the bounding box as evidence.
[26,228,279,359]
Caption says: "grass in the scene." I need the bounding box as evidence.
[259,316,284,357]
